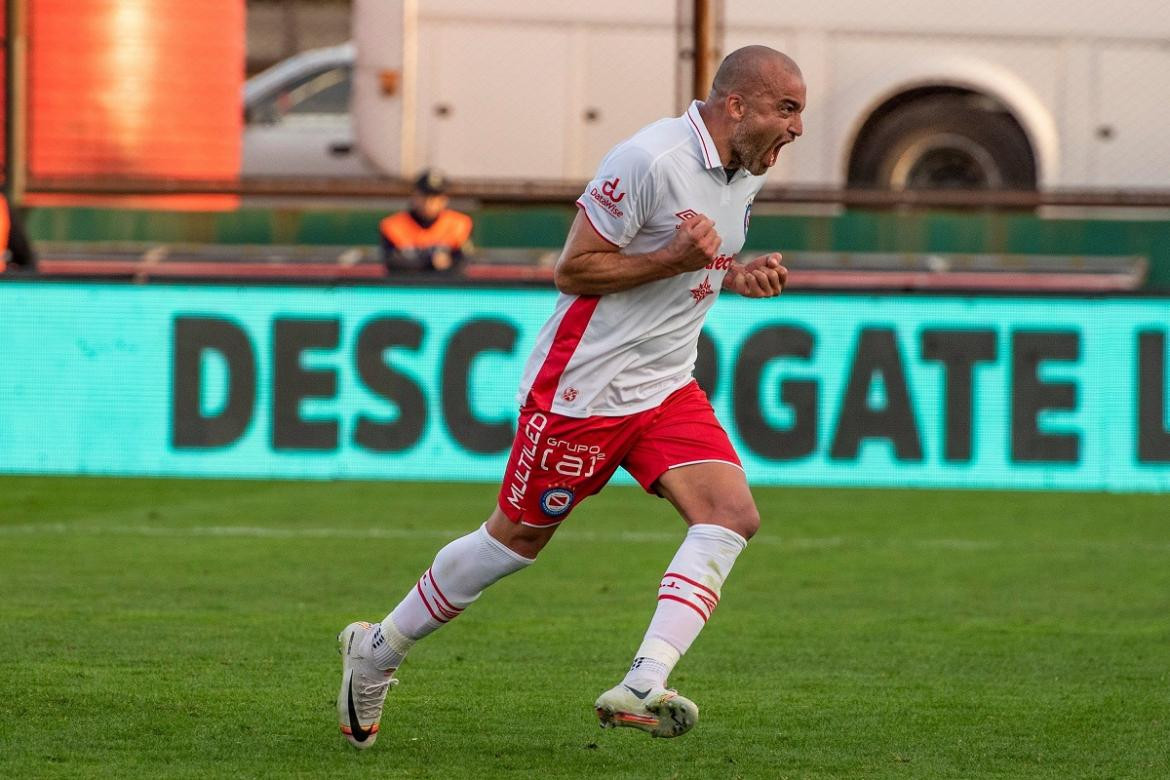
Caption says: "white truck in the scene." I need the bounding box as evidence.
[247,0,1170,192]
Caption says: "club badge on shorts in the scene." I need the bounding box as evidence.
[539,487,575,517]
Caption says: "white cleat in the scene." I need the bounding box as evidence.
[337,621,397,749]
[594,683,699,738]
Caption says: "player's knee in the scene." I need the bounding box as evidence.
[694,500,759,540]
[731,505,761,540]
[485,510,554,559]
[504,525,552,558]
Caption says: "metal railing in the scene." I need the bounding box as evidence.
[21,175,1170,210]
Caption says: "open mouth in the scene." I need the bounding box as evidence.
[764,139,787,168]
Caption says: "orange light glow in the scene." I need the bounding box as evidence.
[26,0,244,208]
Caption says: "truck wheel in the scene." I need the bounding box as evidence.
[848,95,1036,190]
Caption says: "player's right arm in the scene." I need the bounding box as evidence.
[557,142,722,296]
[554,211,721,296]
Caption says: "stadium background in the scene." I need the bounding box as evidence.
[1,2,1168,778]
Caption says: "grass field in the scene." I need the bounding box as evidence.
[1,477,1168,779]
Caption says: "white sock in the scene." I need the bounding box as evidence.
[621,524,747,689]
[365,523,533,670]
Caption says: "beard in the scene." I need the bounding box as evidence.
[729,122,779,176]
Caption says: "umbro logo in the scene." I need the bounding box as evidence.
[674,209,699,228]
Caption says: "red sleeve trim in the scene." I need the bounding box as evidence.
[574,200,621,248]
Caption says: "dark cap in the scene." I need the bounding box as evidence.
[414,169,449,195]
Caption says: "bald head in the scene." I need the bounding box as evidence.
[709,46,802,101]
[698,45,806,176]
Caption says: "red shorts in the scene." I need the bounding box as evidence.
[497,380,742,527]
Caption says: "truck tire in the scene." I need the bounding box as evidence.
[848,94,1036,190]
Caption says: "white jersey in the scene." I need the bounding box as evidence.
[517,100,768,417]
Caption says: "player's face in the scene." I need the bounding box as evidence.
[729,70,806,176]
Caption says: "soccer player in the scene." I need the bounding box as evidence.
[338,45,805,747]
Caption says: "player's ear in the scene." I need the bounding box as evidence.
[727,93,746,121]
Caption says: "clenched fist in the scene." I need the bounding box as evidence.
[727,253,787,297]
[662,213,722,274]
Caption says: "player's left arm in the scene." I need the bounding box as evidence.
[723,253,788,297]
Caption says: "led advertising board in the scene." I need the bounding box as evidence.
[2,283,1168,490]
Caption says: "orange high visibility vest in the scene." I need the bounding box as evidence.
[379,209,472,250]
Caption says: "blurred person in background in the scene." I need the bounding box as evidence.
[338,45,803,749]
[379,169,473,274]
[0,194,37,273]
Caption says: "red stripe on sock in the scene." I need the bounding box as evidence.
[695,591,719,614]
[663,571,720,601]
[424,584,460,621]
[658,593,710,622]
[425,568,462,617]
[415,581,449,624]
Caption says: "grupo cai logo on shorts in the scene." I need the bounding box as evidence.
[540,487,575,517]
